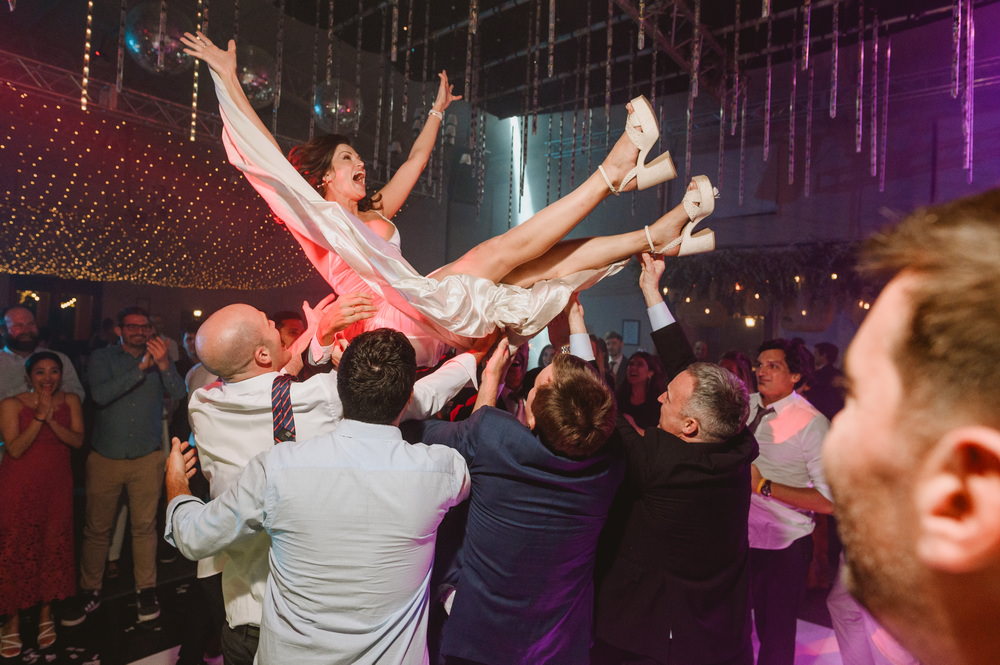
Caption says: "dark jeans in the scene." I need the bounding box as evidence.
[750,534,814,665]
[176,574,225,665]
[221,622,260,665]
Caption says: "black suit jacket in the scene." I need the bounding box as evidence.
[594,323,758,664]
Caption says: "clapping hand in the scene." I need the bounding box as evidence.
[34,389,54,423]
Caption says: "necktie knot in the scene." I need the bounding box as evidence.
[748,406,775,434]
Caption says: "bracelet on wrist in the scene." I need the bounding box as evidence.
[428,109,444,120]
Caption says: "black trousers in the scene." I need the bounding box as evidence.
[750,534,814,665]
[221,621,260,665]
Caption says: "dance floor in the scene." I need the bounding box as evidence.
[11,555,844,665]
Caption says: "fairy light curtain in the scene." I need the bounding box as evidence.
[0,82,313,289]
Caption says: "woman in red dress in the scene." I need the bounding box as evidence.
[0,351,83,657]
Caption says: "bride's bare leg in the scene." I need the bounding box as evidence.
[500,182,697,287]
[432,125,642,283]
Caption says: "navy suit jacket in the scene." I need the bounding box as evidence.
[595,323,758,664]
[420,407,624,665]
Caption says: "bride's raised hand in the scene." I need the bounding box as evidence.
[180,31,237,76]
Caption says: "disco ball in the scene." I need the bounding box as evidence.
[235,45,276,109]
[124,1,194,75]
[312,81,363,135]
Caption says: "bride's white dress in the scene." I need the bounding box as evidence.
[211,70,625,366]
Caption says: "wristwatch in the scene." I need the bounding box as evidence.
[760,479,773,498]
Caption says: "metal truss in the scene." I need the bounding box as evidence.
[0,48,229,142]
[613,0,730,101]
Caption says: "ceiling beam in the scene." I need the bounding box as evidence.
[613,0,729,101]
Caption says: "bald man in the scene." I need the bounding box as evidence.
[186,303,481,665]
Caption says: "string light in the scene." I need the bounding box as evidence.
[744,317,756,328]
[190,0,204,141]
[18,290,41,304]
[793,275,801,284]
[60,297,78,309]
[704,307,711,315]
[81,0,94,110]
[1,82,313,289]
[831,272,839,280]
[192,309,203,318]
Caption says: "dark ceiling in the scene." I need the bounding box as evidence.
[282,0,976,117]
[0,0,990,119]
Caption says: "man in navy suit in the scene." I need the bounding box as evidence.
[417,324,623,665]
[593,253,758,665]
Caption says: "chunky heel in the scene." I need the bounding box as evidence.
[646,176,720,256]
[599,95,676,194]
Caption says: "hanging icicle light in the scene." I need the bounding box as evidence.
[805,63,815,197]
[963,0,974,182]
[739,76,748,206]
[548,0,556,77]
[465,0,478,99]
[271,0,286,134]
[81,0,94,110]
[730,0,741,135]
[856,0,865,154]
[401,0,413,122]
[605,0,613,138]
[638,0,645,50]
[870,16,879,177]
[763,15,773,162]
[830,0,839,118]
[879,39,891,192]
[374,5,388,178]
[788,42,797,185]
[717,99,726,190]
[802,0,812,71]
[189,0,204,141]
[952,0,963,98]
[390,0,399,62]
[116,0,127,93]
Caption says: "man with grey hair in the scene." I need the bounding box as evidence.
[592,253,758,665]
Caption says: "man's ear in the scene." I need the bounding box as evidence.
[253,345,274,369]
[681,417,699,438]
[915,426,1000,573]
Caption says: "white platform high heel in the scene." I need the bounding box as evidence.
[598,95,677,195]
[645,175,719,256]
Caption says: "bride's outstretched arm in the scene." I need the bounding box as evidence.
[180,32,281,154]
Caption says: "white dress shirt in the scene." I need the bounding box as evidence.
[166,419,470,665]
[746,391,831,549]
[187,353,476,629]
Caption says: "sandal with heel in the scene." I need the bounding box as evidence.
[1,631,21,659]
[37,620,56,650]
[598,95,677,194]
[644,175,720,256]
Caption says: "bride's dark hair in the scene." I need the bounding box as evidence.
[287,134,382,212]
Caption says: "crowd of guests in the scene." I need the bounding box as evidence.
[4,189,999,665]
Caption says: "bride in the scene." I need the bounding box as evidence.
[181,32,717,366]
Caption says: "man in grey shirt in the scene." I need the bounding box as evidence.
[66,306,185,626]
